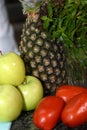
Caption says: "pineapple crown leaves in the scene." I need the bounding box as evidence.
[41,0,87,68]
[19,0,44,13]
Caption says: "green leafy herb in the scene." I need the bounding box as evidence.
[42,0,87,68]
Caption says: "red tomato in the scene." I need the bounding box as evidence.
[56,85,87,103]
[61,93,87,127]
[33,96,65,130]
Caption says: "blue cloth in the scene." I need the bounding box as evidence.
[0,122,11,130]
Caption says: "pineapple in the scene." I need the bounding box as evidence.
[19,0,67,96]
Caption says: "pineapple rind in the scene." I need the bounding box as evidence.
[19,14,67,95]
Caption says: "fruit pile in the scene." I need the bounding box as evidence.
[0,52,87,130]
[0,52,43,122]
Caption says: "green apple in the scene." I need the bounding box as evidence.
[18,76,44,111]
[0,52,25,86]
[0,84,23,122]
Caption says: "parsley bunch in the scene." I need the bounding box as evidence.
[42,0,87,69]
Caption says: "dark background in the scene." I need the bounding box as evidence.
[5,0,26,43]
